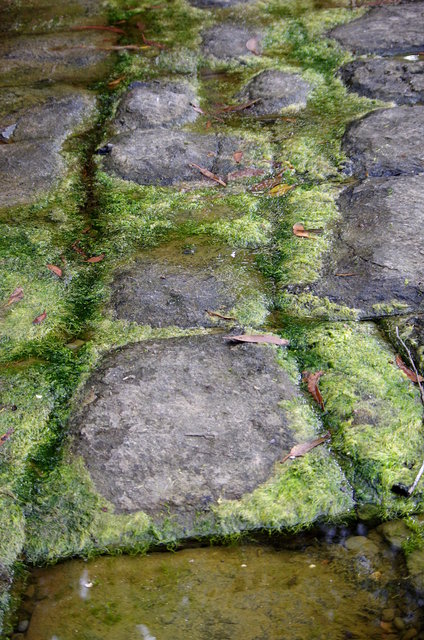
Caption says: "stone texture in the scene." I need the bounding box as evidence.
[71,334,298,527]
[235,70,311,115]
[103,129,263,186]
[340,58,424,105]
[0,31,116,86]
[343,106,424,179]
[110,239,268,328]
[0,91,96,207]
[0,0,105,34]
[313,175,424,317]
[112,81,200,134]
[202,23,262,60]
[330,3,424,55]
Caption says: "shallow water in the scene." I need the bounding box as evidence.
[18,530,423,640]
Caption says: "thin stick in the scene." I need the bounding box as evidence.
[396,326,424,495]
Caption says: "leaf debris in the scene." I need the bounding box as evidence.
[225,334,289,346]
[303,370,325,410]
[189,162,226,186]
[7,287,23,306]
[396,355,424,383]
[281,432,331,463]
[32,311,47,325]
[46,264,63,277]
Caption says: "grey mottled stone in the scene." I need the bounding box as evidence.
[330,3,424,55]
[112,81,200,133]
[110,238,268,328]
[343,106,424,179]
[236,70,311,115]
[71,334,298,527]
[340,58,424,105]
[313,175,424,317]
[103,129,263,186]
[202,23,262,60]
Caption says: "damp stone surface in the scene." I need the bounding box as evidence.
[201,23,262,60]
[236,70,311,115]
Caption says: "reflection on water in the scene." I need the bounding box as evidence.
[18,531,423,640]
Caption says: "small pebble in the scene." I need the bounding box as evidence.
[17,620,29,633]
[394,618,406,631]
[382,609,395,622]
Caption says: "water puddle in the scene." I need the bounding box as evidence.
[17,528,423,640]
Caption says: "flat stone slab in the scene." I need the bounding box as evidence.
[330,3,424,55]
[343,106,424,179]
[71,335,298,526]
[103,129,263,186]
[0,30,115,86]
[110,238,268,328]
[112,81,200,134]
[340,58,424,105]
[202,23,262,60]
[314,175,424,317]
[235,70,311,116]
[0,90,96,207]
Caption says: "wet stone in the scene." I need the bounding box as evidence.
[112,81,200,134]
[313,175,424,318]
[110,239,268,328]
[330,3,424,55]
[0,30,116,86]
[340,58,424,105]
[235,70,311,116]
[0,91,96,207]
[103,129,263,186]
[71,334,299,528]
[202,23,262,60]
[0,0,106,34]
[343,106,424,179]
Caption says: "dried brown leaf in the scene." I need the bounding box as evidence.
[32,311,47,325]
[108,75,125,88]
[269,183,294,197]
[225,334,289,346]
[396,355,424,383]
[86,253,105,263]
[71,25,125,34]
[280,432,331,463]
[46,264,63,277]
[250,169,287,192]
[303,370,325,410]
[217,99,260,113]
[140,32,166,49]
[189,162,226,186]
[227,168,265,181]
[233,151,243,163]
[0,427,14,447]
[205,120,212,130]
[292,223,323,238]
[206,310,237,321]
[190,102,205,115]
[246,36,260,55]
[7,287,23,306]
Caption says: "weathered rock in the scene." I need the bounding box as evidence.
[0,31,116,86]
[340,58,424,105]
[0,0,105,34]
[0,91,96,207]
[103,129,263,186]
[330,3,424,55]
[235,70,311,116]
[313,175,424,318]
[377,519,411,550]
[406,548,424,594]
[112,81,200,134]
[202,23,262,60]
[110,239,268,328]
[343,106,424,179]
[71,334,299,527]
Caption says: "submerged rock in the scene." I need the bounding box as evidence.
[235,70,311,115]
[71,334,301,528]
[112,81,200,133]
[202,23,262,60]
[102,129,263,186]
[110,239,268,328]
[340,58,424,105]
[330,3,424,55]
[343,106,424,179]
[313,175,424,318]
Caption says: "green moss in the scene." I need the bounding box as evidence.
[278,292,360,320]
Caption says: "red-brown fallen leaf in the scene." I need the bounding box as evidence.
[233,151,243,163]
[205,120,212,129]
[293,223,323,238]
[82,226,92,234]
[71,240,88,258]
[46,264,63,277]
[225,334,289,346]
[246,36,260,55]
[280,431,330,463]
[227,168,265,181]
[7,287,23,306]
[396,355,424,383]
[140,32,166,49]
[136,20,147,31]
[206,310,237,321]
[250,169,287,192]
[216,99,260,114]
[190,102,205,115]
[189,162,227,186]
[86,254,105,263]
[32,311,47,325]
[0,427,14,447]
[71,25,126,34]
[303,370,325,410]
[108,75,125,88]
